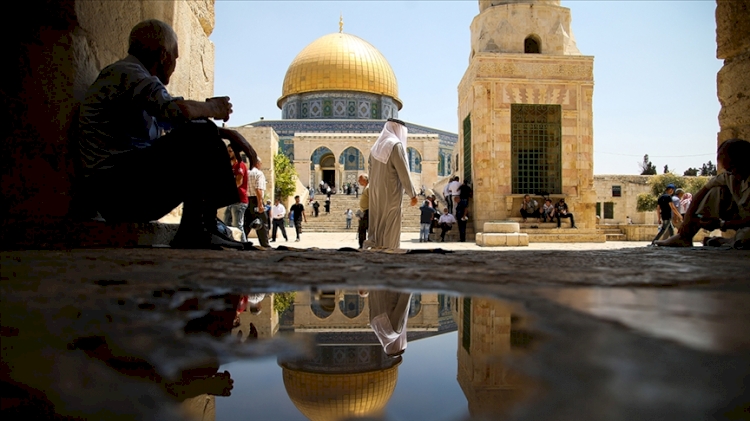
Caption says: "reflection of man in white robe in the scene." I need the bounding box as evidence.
[368,290,412,356]
[365,119,418,250]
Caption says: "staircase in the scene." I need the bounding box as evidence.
[597,224,627,241]
[502,218,606,243]
[304,193,424,233]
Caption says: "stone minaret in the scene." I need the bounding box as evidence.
[458,0,597,236]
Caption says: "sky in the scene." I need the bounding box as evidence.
[212,1,722,175]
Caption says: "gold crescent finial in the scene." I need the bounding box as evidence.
[339,13,343,33]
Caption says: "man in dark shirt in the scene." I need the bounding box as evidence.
[554,198,577,229]
[651,184,680,243]
[289,195,307,242]
[77,20,257,249]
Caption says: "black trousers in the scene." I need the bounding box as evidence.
[358,209,369,249]
[439,222,453,240]
[271,219,287,240]
[89,121,237,227]
[557,213,575,228]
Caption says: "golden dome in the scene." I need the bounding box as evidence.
[282,365,400,421]
[278,33,401,109]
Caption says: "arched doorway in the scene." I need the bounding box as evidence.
[311,146,336,190]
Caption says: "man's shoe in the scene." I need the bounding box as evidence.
[295,238,300,242]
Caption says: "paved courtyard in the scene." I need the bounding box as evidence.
[2,234,749,420]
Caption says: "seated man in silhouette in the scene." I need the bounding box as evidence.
[77,19,256,249]
[656,138,750,248]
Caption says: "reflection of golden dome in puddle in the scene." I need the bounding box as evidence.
[282,365,400,421]
[278,32,401,109]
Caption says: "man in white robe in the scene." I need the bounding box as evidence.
[368,290,412,357]
[365,119,418,250]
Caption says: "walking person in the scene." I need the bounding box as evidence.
[365,119,418,250]
[651,184,681,243]
[223,145,249,242]
[242,157,270,247]
[455,182,473,242]
[443,182,452,214]
[290,195,306,242]
[357,173,369,249]
[270,198,288,242]
[419,200,433,242]
[345,208,353,229]
[324,196,331,214]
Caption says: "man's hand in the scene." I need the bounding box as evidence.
[206,96,233,122]
[219,128,257,167]
[410,196,418,206]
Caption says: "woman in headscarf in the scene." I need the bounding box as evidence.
[365,119,418,250]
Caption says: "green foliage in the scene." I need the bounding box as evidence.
[639,154,657,175]
[700,161,717,176]
[274,153,297,200]
[273,291,296,315]
[684,176,709,194]
[683,167,699,176]
[648,173,685,196]
[636,193,658,212]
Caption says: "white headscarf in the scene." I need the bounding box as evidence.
[371,120,408,164]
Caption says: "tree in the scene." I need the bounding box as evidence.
[274,153,298,200]
[639,154,657,175]
[663,164,669,174]
[700,161,717,176]
[683,167,699,176]
[273,291,296,315]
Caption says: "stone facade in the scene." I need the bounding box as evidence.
[458,0,595,233]
[716,0,750,150]
[291,133,440,194]
[593,175,656,225]
[3,0,214,222]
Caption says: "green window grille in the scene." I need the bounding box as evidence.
[604,202,615,219]
[511,104,562,194]
[612,185,622,197]
[462,297,471,353]
[463,115,472,184]
[596,202,601,217]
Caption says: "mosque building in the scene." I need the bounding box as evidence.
[244,20,457,193]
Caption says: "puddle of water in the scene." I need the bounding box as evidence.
[536,288,750,354]
[170,289,538,421]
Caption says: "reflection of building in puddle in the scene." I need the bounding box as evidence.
[280,345,401,421]
[453,297,536,418]
[290,290,451,332]
[231,293,279,341]
[275,289,456,420]
[536,288,750,353]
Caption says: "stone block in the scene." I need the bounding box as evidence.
[716,0,750,60]
[518,233,529,246]
[483,222,520,233]
[506,234,519,246]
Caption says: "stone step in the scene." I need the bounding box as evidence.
[476,232,529,247]
[520,228,599,235]
[605,233,627,241]
[526,233,606,243]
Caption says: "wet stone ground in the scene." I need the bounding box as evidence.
[2,246,750,420]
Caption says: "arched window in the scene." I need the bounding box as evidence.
[407,147,422,174]
[524,36,540,54]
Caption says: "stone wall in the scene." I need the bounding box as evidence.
[593,175,656,225]
[716,0,750,148]
[3,0,214,223]
[290,133,440,194]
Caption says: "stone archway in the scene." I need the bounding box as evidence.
[339,146,366,189]
[311,146,336,190]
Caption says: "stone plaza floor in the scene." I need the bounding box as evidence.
[2,233,749,420]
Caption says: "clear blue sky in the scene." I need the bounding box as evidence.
[212,1,721,175]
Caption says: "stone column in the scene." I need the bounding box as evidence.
[716,0,750,154]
